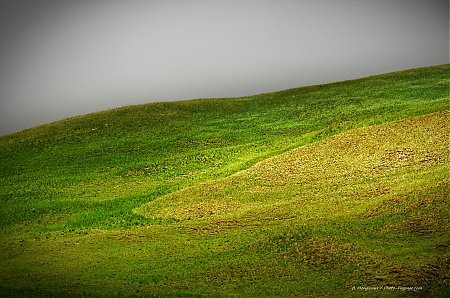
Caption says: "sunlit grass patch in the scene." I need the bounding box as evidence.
[140,111,448,226]
[268,227,356,272]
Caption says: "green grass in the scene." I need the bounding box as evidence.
[0,64,449,297]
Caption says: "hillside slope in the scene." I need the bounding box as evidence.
[0,64,448,230]
[0,65,449,296]
[134,111,448,296]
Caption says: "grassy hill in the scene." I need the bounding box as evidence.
[0,64,448,297]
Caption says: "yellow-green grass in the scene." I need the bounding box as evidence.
[133,111,448,296]
[0,65,449,297]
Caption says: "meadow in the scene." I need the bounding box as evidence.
[0,64,448,297]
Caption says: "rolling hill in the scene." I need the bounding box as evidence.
[0,64,449,297]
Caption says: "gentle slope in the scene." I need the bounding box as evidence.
[0,65,448,297]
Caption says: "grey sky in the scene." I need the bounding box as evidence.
[0,0,448,135]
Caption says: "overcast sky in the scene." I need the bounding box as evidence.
[0,0,448,135]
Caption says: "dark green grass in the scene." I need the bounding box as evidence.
[0,64,449,297]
